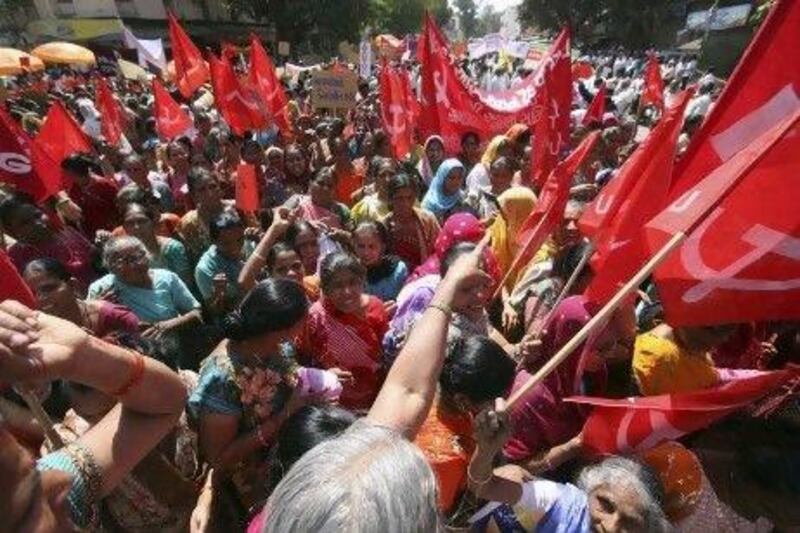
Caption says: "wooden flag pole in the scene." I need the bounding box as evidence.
[16,387,65,450]
[523,240,595,341]
[506,231,686,409]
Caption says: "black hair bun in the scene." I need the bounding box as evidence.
[221,310,246,341]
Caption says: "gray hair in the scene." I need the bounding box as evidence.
[263,420,439,533]
[577,456,672,533]
[102,236,147,269]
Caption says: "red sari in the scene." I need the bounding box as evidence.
[306,296,388,410]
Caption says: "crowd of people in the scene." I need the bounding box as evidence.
[0,32,798,533]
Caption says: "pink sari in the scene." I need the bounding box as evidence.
[297,195,342,230]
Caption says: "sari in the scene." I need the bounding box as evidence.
[488,187,537,289]
[306,296,389,410]
[333,162,365,207]
[290,194,348,231]
[417,135,445,186]
[632,332,719,396]
[466,135,509,192]
[382,207,440,270]
[407,212,501,285]
[413,398,474,513]
[504,296,607,461]
[382,274,440,368]
[421,158,467,222]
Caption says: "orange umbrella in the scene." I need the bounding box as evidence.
[31,42,95,66]
[0,48,45,75]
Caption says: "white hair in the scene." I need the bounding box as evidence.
[102,235,147,269]
[577,456,672,533]
[263,420,440,533]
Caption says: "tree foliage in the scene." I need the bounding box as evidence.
[455,0,479,38]
[518,0,684,48]
[223,0,449,50]
[476,6,504,36]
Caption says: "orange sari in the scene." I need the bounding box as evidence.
[414,399,474,513]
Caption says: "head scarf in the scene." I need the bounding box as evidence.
[504,124,530,144]
[421,158,465,218]
[480,135,509,168]
[417,135,445,185]
[489,187,537,286]
[409,212,501,284]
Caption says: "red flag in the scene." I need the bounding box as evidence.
[380,63,414,159]
[235,163,259,212]
[210,53,268,136]
[497,132,600,292]
[581,82,606,126]
[221,41,239,63]
[644,108,800,326]
[94,77,126,145]
[416,13,555,152]
[570,368,798,455]
[249,35,291,134]
[167,11,209,99]
[0,249,36,308]
[530,28,572,187]
[152,79,193,140]
[582,89,693,305]
[33,101,92,192]
[670,0,800,200]
[641,53,664,112]
[0,109,53,202]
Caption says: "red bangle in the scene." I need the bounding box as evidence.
[111,351,145,397]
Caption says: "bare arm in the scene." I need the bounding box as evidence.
[368,239,491,438]
[0,302,187,495]
[238,208,294,292]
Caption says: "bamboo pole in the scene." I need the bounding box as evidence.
[16,387,65,450]
[506,231,687,409]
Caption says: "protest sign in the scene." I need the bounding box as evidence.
[311,68,358,109]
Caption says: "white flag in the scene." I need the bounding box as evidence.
[122,26,167,71]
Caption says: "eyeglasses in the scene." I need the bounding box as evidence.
[110,249,148,267]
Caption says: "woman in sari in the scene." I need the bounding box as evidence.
[305,252,390,410]
[414,336,516,515]
[189,279,339,521]
[421,158,473,223]
[121,202,192,285]
[417,135,446,186]
[178,167,235,264]
[283,144,312,197]
[408,212,499,284]
[351,156,396,224]
[633,324,729,396]
[466,135,511,193]
[283,167,352,231]
[504,296,636,472]
[23,257,140,339]
[354,220,409,302]
[382,173,440,271]
[488,187,537,334]
[1,194,99,292]
[505,123,532,162]
[87,236,201,345]
[468,407,672,533]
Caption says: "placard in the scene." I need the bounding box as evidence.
[278,41,290,56]
[311,69,358,109]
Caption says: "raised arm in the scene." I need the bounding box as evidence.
[0,300,187,496]
[368,238,491,438]
[238,208,295,292]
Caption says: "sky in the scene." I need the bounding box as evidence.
[476,0,523,11]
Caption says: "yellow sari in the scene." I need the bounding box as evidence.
[632,332,719,396]
[488,186,537,288]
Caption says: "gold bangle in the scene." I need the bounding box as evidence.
[427,302,452,320]
[467,466,493,487]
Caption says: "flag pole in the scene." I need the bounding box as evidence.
[523,240,595,342]
[506,230,686,409]
[16,387,65,450]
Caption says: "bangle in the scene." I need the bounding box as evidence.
[427,302,452,320]
[111,351,146,397]
[467,465,493,487]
